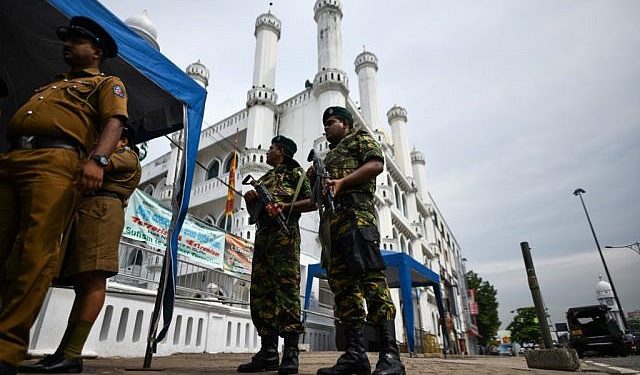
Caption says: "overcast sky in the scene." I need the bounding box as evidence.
[100,0,640,329]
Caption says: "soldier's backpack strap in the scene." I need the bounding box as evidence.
[286,169,306,224]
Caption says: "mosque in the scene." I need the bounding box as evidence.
[28,1,476,357]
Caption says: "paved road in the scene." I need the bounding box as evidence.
[18,352,637,375]
[584,354,640,371]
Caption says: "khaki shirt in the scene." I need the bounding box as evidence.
[8,68,128,150]
[102,147,141,200]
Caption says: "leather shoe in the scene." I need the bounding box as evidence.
[19,356,82,373]
[0,361,16,375]
[18,353,63,373]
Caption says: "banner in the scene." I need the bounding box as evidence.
[223,233,253,275]
[123,190,225,269]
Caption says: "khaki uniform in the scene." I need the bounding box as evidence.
[0,68,127,366]
[57,147,141,282]
[250,161,311,337]
[324,130,396,327]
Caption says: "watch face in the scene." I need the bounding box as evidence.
[93,155,109,167]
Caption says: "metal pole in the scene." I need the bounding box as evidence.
[573,189,628,330]
[520,242,554,349]
[605,242,640,257]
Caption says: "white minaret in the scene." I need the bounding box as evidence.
[387,105,412,177]
[411,149,428,201]
[313,0,348,132]
[245,9,281,150]
[165,60,210,188]
[596,275,624,331]
[354,49,381,129]
[125,10,159,51]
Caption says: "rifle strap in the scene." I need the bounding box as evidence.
[286,171,306,224]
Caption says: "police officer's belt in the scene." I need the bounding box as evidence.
[11,136,84,155]
[93,190,124,201]
[334,192,372,211]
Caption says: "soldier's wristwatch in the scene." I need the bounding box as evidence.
[91,154,110,168]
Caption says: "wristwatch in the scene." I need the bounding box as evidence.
[91,154,110,168]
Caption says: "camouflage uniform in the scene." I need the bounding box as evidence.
[250,161,311,336]
[324,129,395,327]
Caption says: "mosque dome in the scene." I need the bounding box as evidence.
[125,10,159,51]
[186,60,210,88]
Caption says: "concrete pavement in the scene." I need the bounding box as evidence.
[19,352,639,374]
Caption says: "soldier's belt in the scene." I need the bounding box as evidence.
[11,136,85,156]
[334,192,372,211]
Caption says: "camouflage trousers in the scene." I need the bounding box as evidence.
[327,225,396,327]
[250,225,303,337]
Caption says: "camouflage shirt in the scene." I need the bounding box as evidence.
[324,129,384,235]
[256,161,311,229]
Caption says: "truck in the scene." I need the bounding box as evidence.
[566,305,627,358]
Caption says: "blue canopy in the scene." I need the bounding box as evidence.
[0,0,206,360]
[303,250,450,355]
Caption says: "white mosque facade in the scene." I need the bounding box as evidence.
[28,2,475,358]
[139,2,474,354]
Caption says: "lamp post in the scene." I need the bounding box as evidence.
[605,242,640,257]
[572,188,628,330]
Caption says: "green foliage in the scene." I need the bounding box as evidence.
[466,271,501,346]
[629,317,640,334]
[507,307,542,345]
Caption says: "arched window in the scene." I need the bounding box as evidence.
[203,215,215,226]
[127,250,144,267]
[218,214,232,232]
[394,186,401,210]
[224,152,238,173]
[402,194,408,216]
[143,184,155,196]
[207,160,220,180]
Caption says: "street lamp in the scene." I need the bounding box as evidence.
[572,188,628,331]
[605,242,640,257]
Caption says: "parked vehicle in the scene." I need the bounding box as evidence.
[497,343,514,356]
[566,305,627,358]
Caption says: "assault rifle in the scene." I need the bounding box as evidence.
[242,174,290,235]
[307,149,335,213]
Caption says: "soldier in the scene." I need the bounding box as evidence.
[18,130,141,373]
[0,16,127,375]
[239,136,314,375]
[315,107,405,375]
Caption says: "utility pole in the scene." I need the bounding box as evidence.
[573,188,628,330]
[520,242,554,349]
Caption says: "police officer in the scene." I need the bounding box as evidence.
[316,107,405,375]
[19,129,141,373]
[239,136,313,375]
[0,16,127,375]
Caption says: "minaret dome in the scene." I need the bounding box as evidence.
[411,149,425,165]
[186,60,210,88]
[387,105,408,124]
[255,11,282,40]
[125,10,159,51]
[355,50,379,73]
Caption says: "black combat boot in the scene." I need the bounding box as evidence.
[317,325,370,375]
[278,333,300,375]
[238,334,279,373]
[372,321,405,375]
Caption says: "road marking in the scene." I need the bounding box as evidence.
[583,360,639,374]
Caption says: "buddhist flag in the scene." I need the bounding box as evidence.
[225,151,237,216]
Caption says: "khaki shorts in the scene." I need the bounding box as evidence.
[56,195,125,283]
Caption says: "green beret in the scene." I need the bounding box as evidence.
[272,135,297,157]
[323,106,353,127]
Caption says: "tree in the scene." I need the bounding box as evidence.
[466,271,501,346]
[507,307,542,345]
[628,317,640,334]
